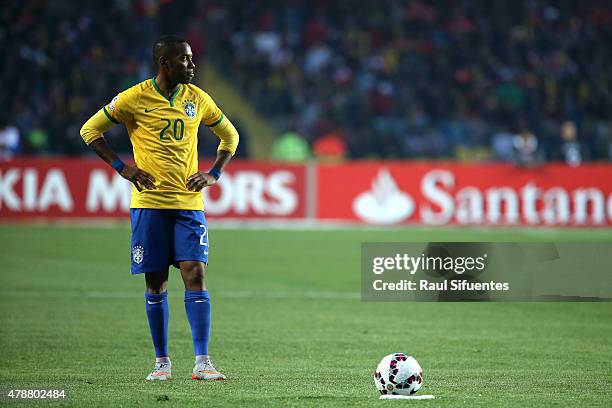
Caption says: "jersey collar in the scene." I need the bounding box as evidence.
[152,77,181,107]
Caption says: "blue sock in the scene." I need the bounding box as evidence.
[184,290,211,356]
[145,291,169,358]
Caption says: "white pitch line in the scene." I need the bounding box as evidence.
[379,395,435,400]
[87,290,360,300]
[0,289,360,301]
[4,219,610,237]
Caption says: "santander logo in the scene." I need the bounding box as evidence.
[352,168,415,224]
[349,167,612,226]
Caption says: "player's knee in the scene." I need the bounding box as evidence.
[146,286,167,295]
[181,261,206,289]
[145,271,169,294]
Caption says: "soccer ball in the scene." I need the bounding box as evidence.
[374,353,423,396]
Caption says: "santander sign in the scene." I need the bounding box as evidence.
[351,167,612,226]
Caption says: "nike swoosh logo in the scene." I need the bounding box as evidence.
[144,107,160,113]
[194,300,208,303]
[147,300,163,305]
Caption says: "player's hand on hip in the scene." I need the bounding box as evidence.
[186,172,216,191]
[120,165,156,191]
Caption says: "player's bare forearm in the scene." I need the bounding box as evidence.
[88,138,156,191]
[210,149,233,173]
[88,138,122,165]
[186,149,233,191]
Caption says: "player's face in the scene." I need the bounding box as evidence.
[166,43,196,84]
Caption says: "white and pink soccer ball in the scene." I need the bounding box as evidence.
[374,353,423,396]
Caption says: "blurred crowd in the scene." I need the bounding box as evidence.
[1,0,158,156]
[2,0,611,164]
[204,0,612,163]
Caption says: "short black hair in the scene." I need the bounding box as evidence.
[153,35,188,63]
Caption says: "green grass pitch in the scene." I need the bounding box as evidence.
[1,224,611,407]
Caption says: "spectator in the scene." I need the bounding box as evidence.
[27,124,50,154]
[0,116,21,161]
[512,129,541,168]
[491,130,515,162]
[559,121,583,167]
[313,132,347,162]
[271,131,311,162]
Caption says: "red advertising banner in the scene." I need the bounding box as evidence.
[2,159,611,226]
[0,159,306,219]
[317,162,612,226]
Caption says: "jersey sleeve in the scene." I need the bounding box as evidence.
[80,108,116,145]
[104,87,138,124]
[198,90,239,154]
[199,91,224,127]
[210,115,239,155]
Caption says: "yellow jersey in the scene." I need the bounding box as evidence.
[85,77,236,210]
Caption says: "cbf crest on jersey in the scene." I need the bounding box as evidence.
[183,99,197,118]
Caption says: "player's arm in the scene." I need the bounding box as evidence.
[186,114,239,191]
[80,109,156,191]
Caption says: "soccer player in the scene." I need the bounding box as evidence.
[79,36,238,381]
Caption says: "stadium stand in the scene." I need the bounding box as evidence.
[2,0,611,161]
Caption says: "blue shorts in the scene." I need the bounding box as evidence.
[130,209,209,274]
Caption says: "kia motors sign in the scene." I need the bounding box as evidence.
[317,163,612,226]
[0,159,306,219]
